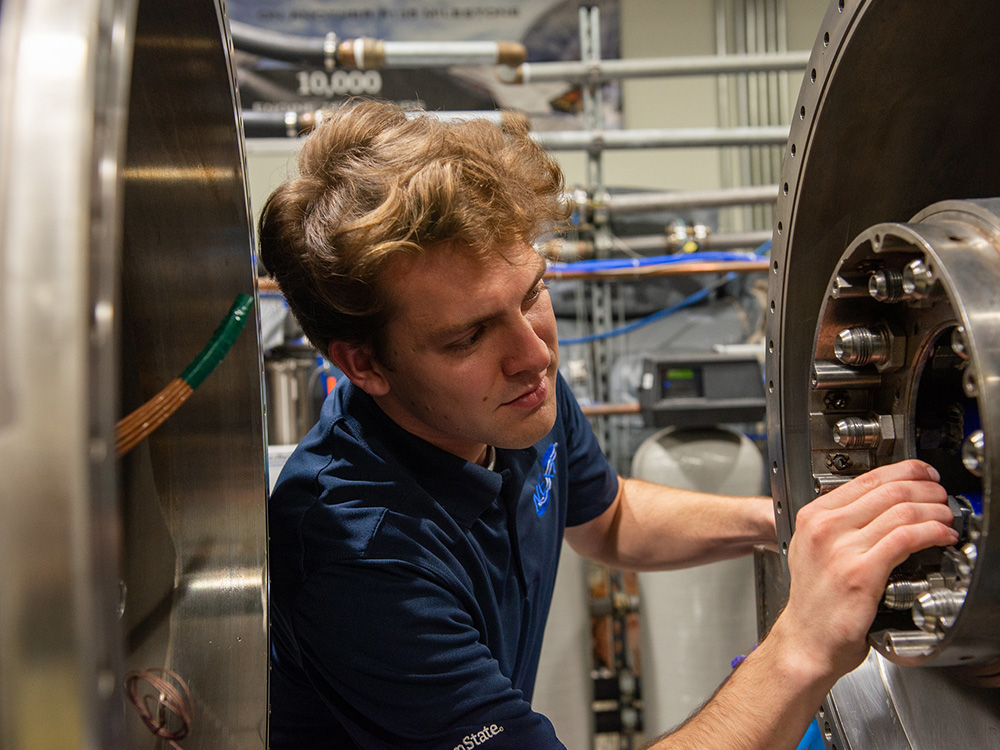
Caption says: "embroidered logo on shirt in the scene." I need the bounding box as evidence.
[532,442,558,517]
[453,723,504,749]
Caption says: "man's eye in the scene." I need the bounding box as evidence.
[453,327,484,350]
[524,281,547,304]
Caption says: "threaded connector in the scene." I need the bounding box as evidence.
[834,326,890,367]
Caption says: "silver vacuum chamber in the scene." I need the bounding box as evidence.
[766,0,1000,747]
[0,0,268,748]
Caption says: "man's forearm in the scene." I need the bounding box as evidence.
[644,618,834,750]
[570,477,776,571]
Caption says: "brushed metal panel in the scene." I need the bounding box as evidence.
[765,1,1000,746]
[0,0,268,748]
[118,0,267,747]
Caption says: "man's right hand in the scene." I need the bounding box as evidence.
[646,459,957,750]
[774,458,957,682]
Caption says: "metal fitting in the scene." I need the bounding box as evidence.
[830,275,872,300]
[902,258,935,299]
[883,629,942,657]
[947,494,976,540]
[869,268,906,302]
[884,575,932,610]
[962,367,979,398]
[941,541,977,583]
[834,326,890,367]
[950,325,969,360]
[323,32,339,72]
[812,361,882,389]
[823,390,852,410]
[826,453,853,473]
[814,473,852,495]
[962,431,985,477]
[913,589,966,632]
[833,417,883,449]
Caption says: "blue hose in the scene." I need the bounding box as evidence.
[796,719,824,750]
[554,239,771,347]
[550,250,759,274]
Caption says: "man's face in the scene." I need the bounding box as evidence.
[369,241,559,464]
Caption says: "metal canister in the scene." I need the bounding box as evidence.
[264,345,325,445]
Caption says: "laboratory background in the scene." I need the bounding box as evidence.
[2,0,999,748]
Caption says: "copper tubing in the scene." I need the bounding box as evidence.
[338,38,385,69]
[580,402,642,417]
[495,41,526,67]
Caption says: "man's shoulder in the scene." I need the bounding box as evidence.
[269,429,460,578]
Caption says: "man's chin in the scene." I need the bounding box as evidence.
[493,405,557,451]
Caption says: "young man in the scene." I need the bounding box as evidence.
[259,99,956,749]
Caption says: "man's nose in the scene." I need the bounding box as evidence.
[501,315,551,376]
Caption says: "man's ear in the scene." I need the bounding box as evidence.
[327,341,390,396]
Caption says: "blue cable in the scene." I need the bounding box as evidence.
[550,250,759,274]
[555,238,771,347]
[796,719,824,750]
[559,272,738,346]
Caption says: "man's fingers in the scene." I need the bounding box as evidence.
[865,519,960,572]
[816,459,941,510]
[797,478,948,536]
[856,500,957,550]
[840,479,949,529]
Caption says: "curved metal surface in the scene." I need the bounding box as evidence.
[766,1,1000,747]
[0,0,135,746]
[0,0,268,748]
[119,1,267,748]
[808,201,1000,672]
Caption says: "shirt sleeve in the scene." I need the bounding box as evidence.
[556,375,620,527]
[285,558,567,750]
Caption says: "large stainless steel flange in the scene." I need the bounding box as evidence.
[766,0,1000,747]
[811,199,1000,672]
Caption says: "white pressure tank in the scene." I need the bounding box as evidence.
[631,426,765,735]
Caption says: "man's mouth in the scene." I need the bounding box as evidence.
[502,377,548,409]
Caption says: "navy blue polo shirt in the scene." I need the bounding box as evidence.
[268,373,618,749]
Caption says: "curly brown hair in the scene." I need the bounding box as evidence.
[258,99,568,355]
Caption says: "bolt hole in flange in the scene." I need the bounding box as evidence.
[809,199,1000,681]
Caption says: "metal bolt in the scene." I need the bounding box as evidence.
[812,361,883,389]
[902,258,935,299]
[823,390,851,410]
[942,542,977,582]
[869,269,906,302]
[831,275,872,300]
[912,589,966,632]
[961,541,978,568]
[950,325,969,360]
[963,367,979,398]
[961,430,985,477]
[826,453,853,472]
[814,473,851,495]
[883,629,942,657]
[833,417,882,448]
[834,326,890,366]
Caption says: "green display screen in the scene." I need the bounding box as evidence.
[665,368,695,380]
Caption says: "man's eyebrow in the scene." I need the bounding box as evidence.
[432,260,547,342]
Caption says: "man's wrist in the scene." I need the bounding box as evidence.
[757,613,843,696]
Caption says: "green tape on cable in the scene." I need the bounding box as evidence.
[180,293,255,389]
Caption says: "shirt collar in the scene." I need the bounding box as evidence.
[338,382,538,528]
